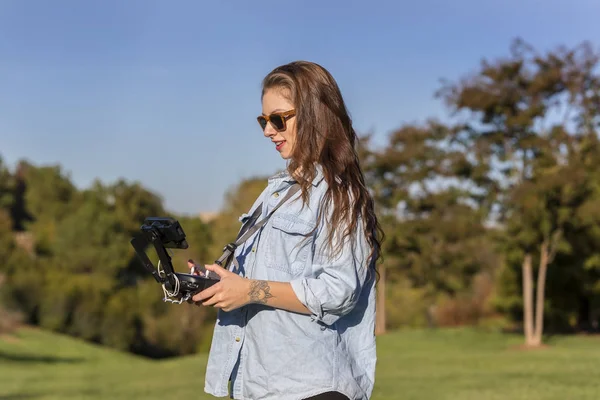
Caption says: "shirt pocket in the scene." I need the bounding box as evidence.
[264,213,315,275]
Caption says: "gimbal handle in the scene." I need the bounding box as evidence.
[130,226,178,291]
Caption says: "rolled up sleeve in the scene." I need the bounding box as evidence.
[290,222,371,326]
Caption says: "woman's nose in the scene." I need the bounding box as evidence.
[263,123,277,137]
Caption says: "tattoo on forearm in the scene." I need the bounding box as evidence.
[249,280,274,304]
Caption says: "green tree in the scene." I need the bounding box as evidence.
[0,207,22,335]
[206,176,269,263]
[1,159,217,356]
[438,38,600,346]
[0,156,15,211]
[14,161,78,255]
[366,122,500,330]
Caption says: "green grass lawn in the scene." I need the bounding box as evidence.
[1,326,599,399]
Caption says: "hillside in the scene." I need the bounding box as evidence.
[1,327,600,399]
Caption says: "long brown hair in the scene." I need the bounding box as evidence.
[261,61,384,273]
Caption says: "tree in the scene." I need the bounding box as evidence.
[365,122,499,329]
[0,158,216,357]
[0,158,24,335]
[0,208,22,335]
[438,38,600,346]
[206,176,269,263]
[571,135,600,331]
[0,156,15,211]
[13,161,78,256]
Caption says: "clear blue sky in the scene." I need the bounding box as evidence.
[1,0,598,215]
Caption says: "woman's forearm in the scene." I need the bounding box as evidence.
[247,280,311,315]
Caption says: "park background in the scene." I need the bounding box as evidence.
[2,0,600,398]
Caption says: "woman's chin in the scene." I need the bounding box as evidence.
[279,149,292,160]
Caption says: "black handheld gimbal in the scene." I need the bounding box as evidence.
[130,217,219,304]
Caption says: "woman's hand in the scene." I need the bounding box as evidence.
[185,261,310,315]
[191,263,251,312]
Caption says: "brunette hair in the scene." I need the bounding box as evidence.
[261,61,383,272]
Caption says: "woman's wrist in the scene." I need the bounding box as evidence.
[247,279,274,305]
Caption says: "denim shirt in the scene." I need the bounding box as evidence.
[203,165,377,400]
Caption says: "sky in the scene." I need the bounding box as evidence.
[1,0,599,215]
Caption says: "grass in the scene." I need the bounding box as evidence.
[1,326,599,399]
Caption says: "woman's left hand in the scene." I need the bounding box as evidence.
[191,264,251,312]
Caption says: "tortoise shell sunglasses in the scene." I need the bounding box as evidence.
[257,109,296,132]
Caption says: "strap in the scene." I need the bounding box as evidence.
[213,183,301,274]
[236,202,263,242]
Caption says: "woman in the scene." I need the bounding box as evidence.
[190,61,383,400]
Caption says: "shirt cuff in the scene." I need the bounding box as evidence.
[290,278,339,326]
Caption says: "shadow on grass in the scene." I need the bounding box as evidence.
[0,350,83,364]
[0,395,42,399]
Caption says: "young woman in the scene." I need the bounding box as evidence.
[190,61,383,400]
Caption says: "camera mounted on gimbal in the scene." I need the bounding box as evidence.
[130,217,220,304]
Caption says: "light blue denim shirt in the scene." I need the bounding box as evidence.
[203,165,377,400]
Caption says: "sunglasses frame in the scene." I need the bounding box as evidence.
[257,109,296,132]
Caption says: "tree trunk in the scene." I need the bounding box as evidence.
[375,263,386,335]
[522,253,534,346]
[532,240,550,346]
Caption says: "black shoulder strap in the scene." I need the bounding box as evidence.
[213,184,301,272]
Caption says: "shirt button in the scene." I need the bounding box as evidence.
[235,337,241,342]
[251,247,256,252]
[273,192,279,198]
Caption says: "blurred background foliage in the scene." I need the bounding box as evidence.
[1,38,600,357]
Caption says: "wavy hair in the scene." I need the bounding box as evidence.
[261,61,383,272]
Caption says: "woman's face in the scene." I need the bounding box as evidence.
[260,88,297,160]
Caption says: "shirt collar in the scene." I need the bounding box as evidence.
[268,164,325,187]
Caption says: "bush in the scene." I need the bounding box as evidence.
[435,272,497,327]
[385,274,431,329]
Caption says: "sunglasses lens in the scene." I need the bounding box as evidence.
[257,117,267,130]
[270,115,285,131]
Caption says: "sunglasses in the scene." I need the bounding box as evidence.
[257,109,296,132]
